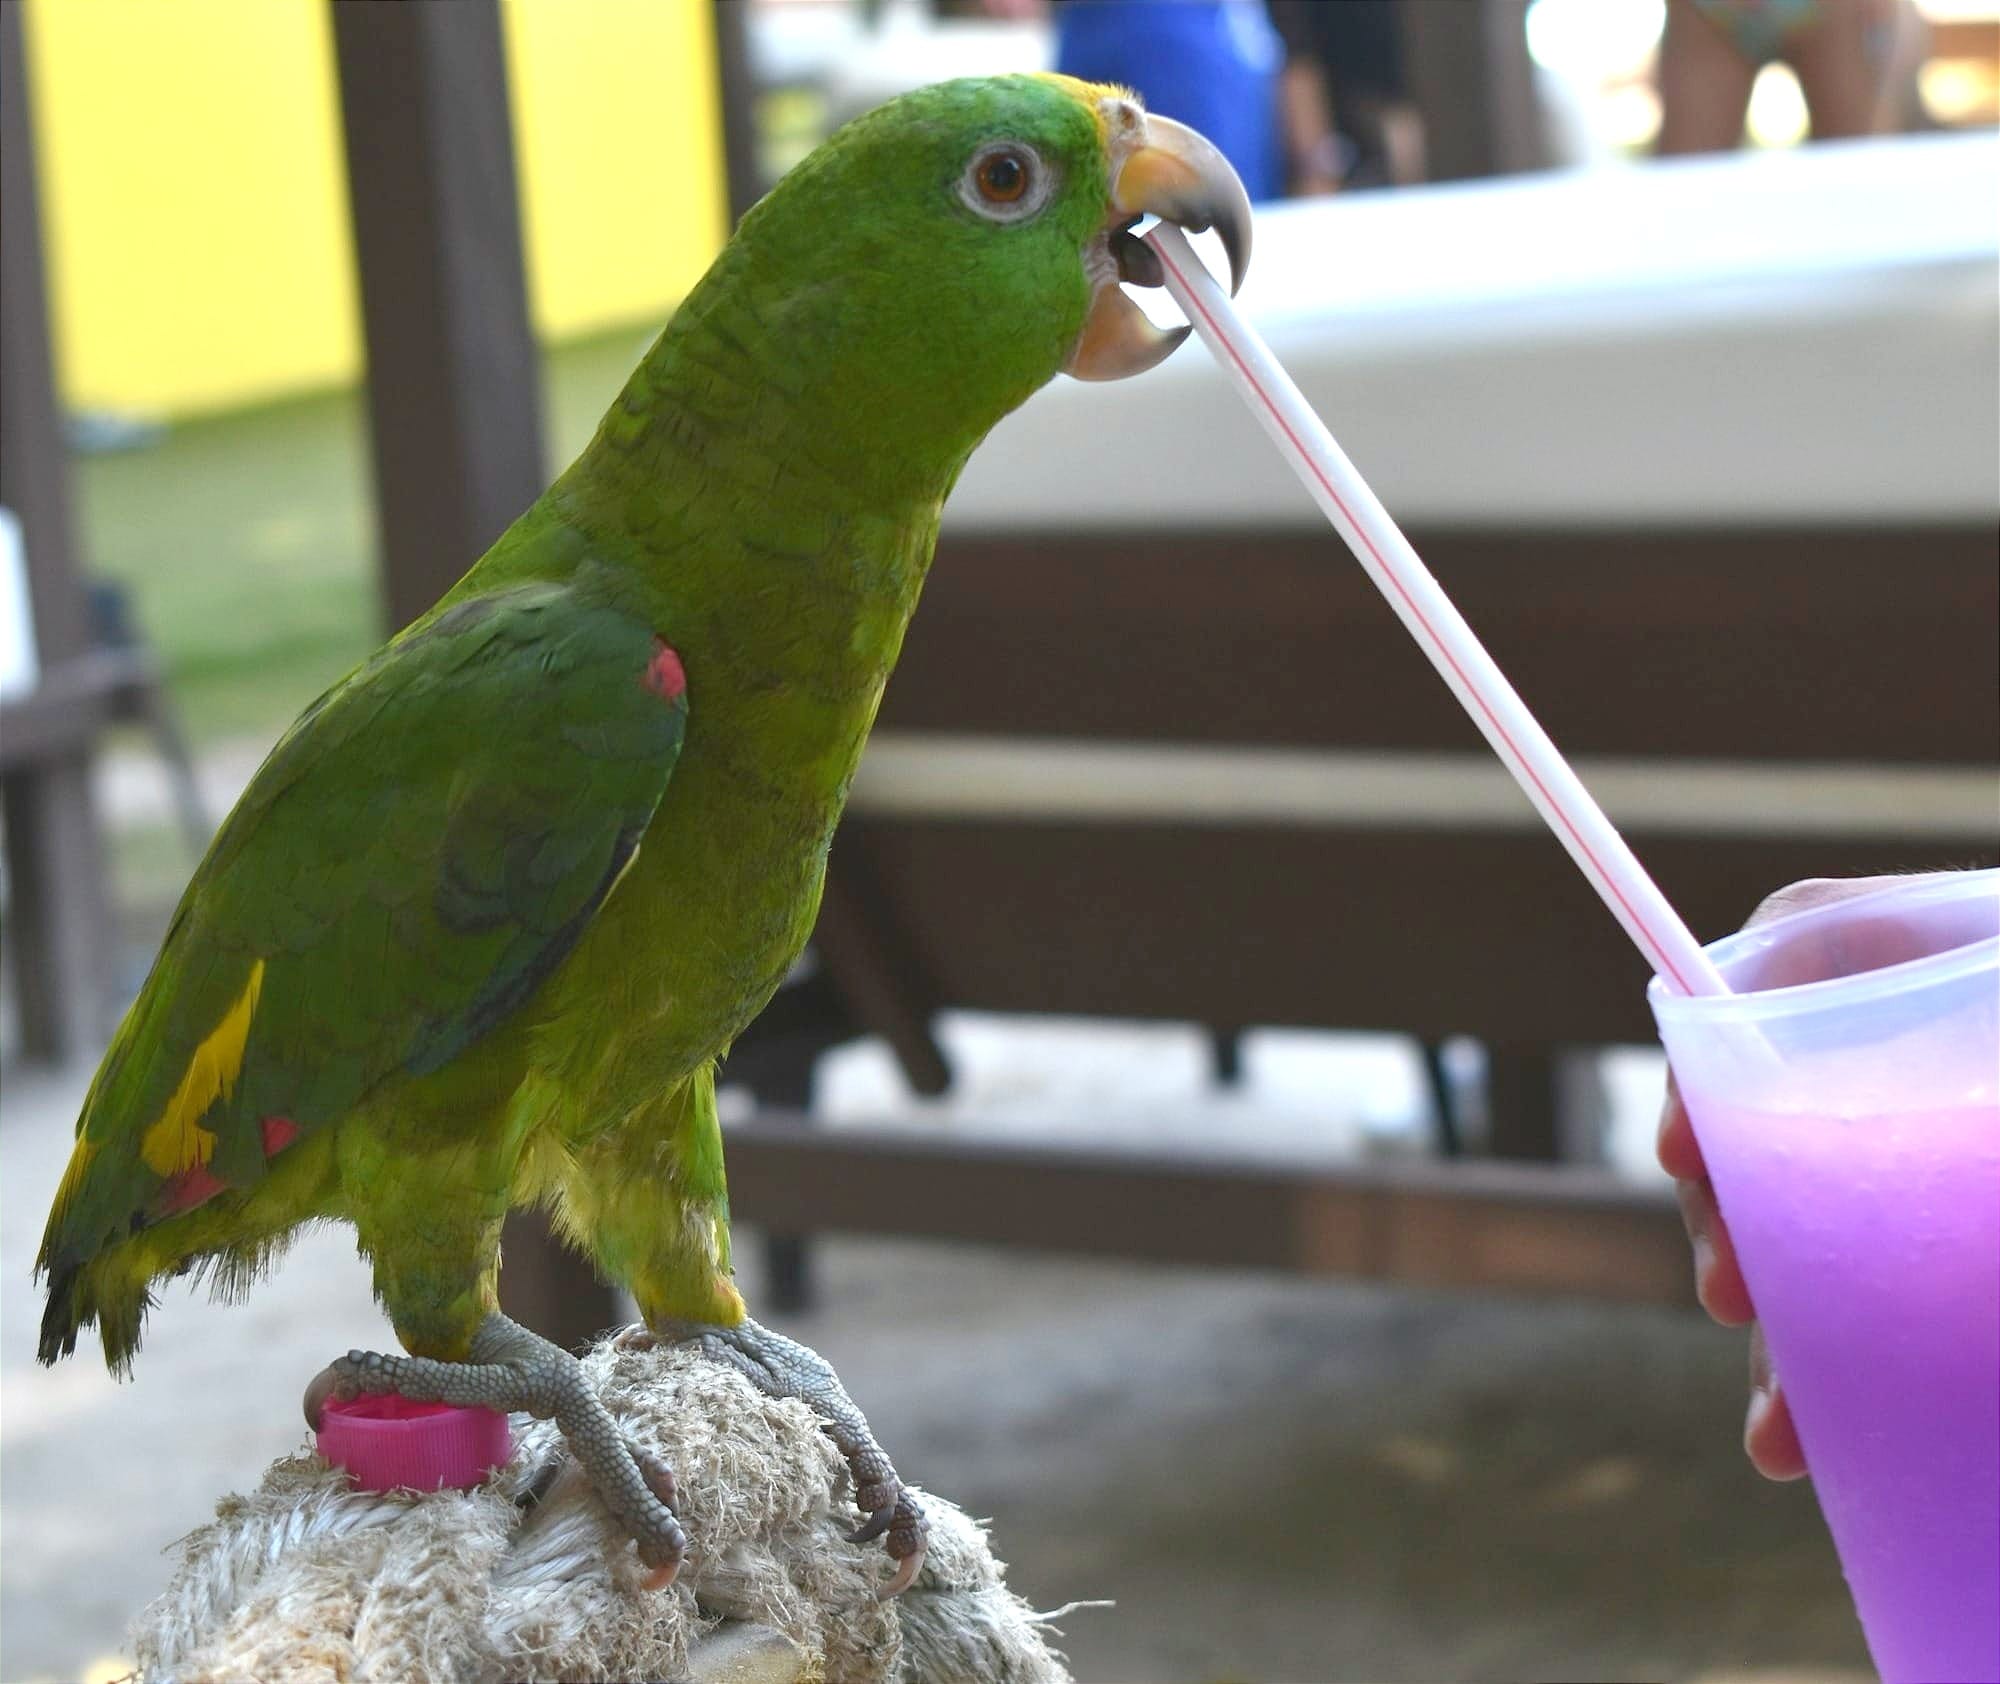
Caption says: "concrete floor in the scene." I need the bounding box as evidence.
[1,1047,1872,1684]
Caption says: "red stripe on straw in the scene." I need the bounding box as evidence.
[1147,232,1698,996]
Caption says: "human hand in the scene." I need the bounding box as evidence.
[1657,873,1919,1481]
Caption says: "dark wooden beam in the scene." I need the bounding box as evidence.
[0,761,111,1061]
[330,0,548,630]
[1484,1048,1562,1161]
[725,1116,1696,1306]
[833,819,1992,1050]
[816,861,951,1097]
[712,0,763,227]
[1,0,113,1062]
[2,5,88,665]
[1401,0,1548,182]
[904,527,1999,765]
[330,0,617,1347]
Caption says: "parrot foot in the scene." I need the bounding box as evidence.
[648,1315,928,1599]
[304,1311,686,1588]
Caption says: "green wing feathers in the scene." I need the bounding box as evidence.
[37,582,687,1367]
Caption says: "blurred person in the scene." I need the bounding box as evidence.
[1270,0,1425,193]
[1657,0,1930,153]
[1044,0,1287,200]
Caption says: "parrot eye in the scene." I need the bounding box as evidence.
[977,151,1027,201]
[960,143,1052,224]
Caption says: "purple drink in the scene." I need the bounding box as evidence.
[1698,1098,1998,1680]
[1653,872,2000,1684]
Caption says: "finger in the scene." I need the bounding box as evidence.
[1743,874,1934,988]
[1674,1178,1756,1325]
[1656,1069,1708,1181]
[1746,1384,1809,1481]
[1699,1191,1756,1325]
[1746,1328,1809,1481]
[1744,874,1904,930]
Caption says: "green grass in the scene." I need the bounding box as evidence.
[75,322,663,748]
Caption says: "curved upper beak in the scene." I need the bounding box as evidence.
[1066,112,1254,383]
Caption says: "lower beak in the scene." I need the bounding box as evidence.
[1066,113,1254,383]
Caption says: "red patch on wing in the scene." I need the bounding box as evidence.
[642,639,686,702]
[154,1163,229,1217]
[261,1115,300,1157]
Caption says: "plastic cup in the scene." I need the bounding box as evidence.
[1650,870,1999,1684]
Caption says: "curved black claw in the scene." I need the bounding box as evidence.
[301,1362,352,1429]
[846,1478,926,1595]
[878,1491,929,1600]
[847,1504,895,1545]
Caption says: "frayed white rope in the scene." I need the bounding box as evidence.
[133,1338,1078,1684]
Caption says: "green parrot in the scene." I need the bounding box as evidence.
[36,74,1249,1593]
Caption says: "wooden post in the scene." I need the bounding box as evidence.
[1,1,113,1063]
[815,863,951,1099]
[1482,1048,1563,1161]
[330,0,621,1349]
[330,0,549,630]
[1401,0,1547,182]
[712,0,764,228]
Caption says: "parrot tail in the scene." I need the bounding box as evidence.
[35,1258,86,1364]
[36,1251,153,1374]
[38,1112,334,1375]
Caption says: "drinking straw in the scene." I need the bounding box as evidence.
[1145,223,1729,998]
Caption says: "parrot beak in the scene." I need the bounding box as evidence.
[1065,109,1254,383]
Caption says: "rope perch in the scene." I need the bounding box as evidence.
[131,1336,1078,1683]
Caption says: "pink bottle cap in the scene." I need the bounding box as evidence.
[316,1396,511,1493]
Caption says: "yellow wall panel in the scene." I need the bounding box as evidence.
[24,0,725,419]
[24,0,361,417]
[504,0,728,344]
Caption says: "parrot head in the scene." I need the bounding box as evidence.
[713,73,1251,489]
